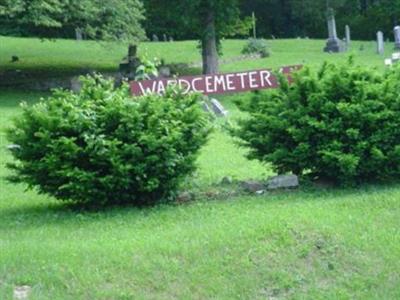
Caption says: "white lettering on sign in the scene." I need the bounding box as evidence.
[214,75,226,91]
[130,65,302,96]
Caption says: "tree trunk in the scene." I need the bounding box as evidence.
[202,9,219,74]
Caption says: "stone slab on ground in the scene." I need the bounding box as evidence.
[267,175,299,190]
[240,180,265,193]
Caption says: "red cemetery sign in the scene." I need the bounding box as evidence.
[130,65,302,96]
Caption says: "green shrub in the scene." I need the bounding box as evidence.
[6,75,211,206]
[232,59,400,185]
[241,38,270,58]
[167,63,202,76]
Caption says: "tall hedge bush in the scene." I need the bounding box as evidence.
[232,59,400,185]
[6,76,211,206]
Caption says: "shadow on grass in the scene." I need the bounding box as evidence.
[0,90,48,109]
[1,182,400,231]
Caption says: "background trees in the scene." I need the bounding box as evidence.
[144,0,248,74]
[143,0,400,41]
[2,0,400,74]
[2,0,400,42]
[0,0,145,41]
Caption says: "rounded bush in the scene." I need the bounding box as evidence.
[7,76,211,206]
[232,60,400,185]
[241,38,270,58]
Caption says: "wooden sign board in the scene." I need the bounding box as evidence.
[130,65,302,96]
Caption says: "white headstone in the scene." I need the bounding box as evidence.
[377,31,384,55]
[75,28,83,41]
[13,286,31,300]
[385,58,393,66]
[394,26,400,50]
[345,25,351,46]
[392,52,400,62]
[210,99,228,117]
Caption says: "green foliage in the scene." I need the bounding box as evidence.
[143,0,243,40]
[135,56,160,80]
[241,38,269,58]
[232,59,400,185]
[0,0,145,41]
[166,63,202,76]
[6,76,211,206]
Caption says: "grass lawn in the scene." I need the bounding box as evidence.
[0,36,392,76]
[1,38,400,299]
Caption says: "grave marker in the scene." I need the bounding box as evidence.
[210,98,228,117]
[395,26,400,50]
[345,25,351,46]
[377,31,384,55]
[324,8,343,53]
[75,28,83,41]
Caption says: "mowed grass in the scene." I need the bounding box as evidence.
[0,35,393,76]
[1,38,400,299]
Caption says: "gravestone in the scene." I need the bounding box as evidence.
[202,102,212,114]
[169,36,174,42]
[392,52,400,62]
[385,58,393,66]
[210,98,228,117]
[75,28,83,41]
[345,25,351,46]
[323,8,343,53]
[14,286,31,300]
[377,31,384,55]
[152,34,159,42]
[394,26,400,50]
[342,38,347,51]
[70,76,82,93]
[118,44,141,80]
[158,66,171,78]
[163,34,167,42]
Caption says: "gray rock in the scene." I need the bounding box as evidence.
[158,66,171,78]
[240,180,265,193]
[267,175,299,190]
[221,176,233,185]
[176,192,193,203]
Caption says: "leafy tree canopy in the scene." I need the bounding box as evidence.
[0,0,145,41]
